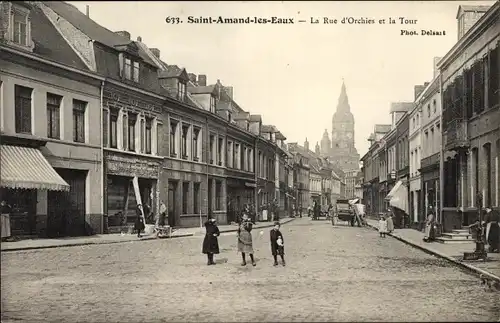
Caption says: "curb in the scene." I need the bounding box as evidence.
[1,218,296,253]
[365,222,500,283]
[218,217,296,234]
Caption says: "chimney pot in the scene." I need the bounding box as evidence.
[150,48,160,59]
[115,31,131,41]
[188,73,197,84]
[86,5,89,17]
[137,36,142,42]
[198,74,207,86]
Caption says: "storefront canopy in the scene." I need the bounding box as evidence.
[386,180,409,214]
[349,198,360,205]
[0,145,70,191]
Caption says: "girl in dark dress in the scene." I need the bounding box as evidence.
[270,221,285,266]
[134,205,145,238]
[202,218,220,265]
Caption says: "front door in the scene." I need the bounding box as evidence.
[168,181,177,227]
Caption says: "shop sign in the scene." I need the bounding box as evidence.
[104,88,161,114]
[106,154,160,178]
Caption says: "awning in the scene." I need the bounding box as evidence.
[0,145,70,191]
[387,180,409,214]
[349,198,360,205]
[385,180,403,201]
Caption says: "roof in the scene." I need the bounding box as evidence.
[390,102,413,113]
[374,124,391,133]
[276,132,286,140]
[43,1,156,67]
[261,125,277,133]
[30,5,89,70]
[158,64,185,78]
[188,85,216,95]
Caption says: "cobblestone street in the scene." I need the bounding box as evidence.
[2,218,499,322]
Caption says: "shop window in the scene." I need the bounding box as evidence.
[46,93,61,139]
[14,85,32,134]
[73,99,87,143]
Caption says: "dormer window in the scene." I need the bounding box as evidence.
[178,81,187,101]
[210,95,216,113]
[124,58,140,82]
[4,3,33,51]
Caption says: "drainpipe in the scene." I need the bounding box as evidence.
[438,72,444,231]
[100,80,105,234]
[205,116,210,226]
[254,135,259,221]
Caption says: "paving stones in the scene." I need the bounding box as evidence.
[1,218,499,322]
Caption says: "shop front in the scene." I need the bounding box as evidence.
[386,180,409,229]
[104,151,161,233]
[1,144,70,238]
[227,176,255,223]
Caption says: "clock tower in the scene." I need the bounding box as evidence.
[331,80,360,171]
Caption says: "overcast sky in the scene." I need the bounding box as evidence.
[69,0,494,157]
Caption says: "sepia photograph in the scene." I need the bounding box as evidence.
[0,0,499,322]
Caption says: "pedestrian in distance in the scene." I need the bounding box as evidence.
[484,206,499,253]
[238,213,256,266]
[378,215,388,238]
[202,218,220,265]
[270,221,286,266]
[386,208,395,233]
[423,206,436,243]
[134,204,145,238]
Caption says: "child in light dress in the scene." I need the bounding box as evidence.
[378,216,388,238]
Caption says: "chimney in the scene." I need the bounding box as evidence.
[224,86,233,99]
[86,5,89,17]
[137,36,142,42]
[150,48,160,58]
[115,31,131,40]
[433,57,442,78]
[457,6,490,40]
[414,85,425,101]
[198,74,207,86]
[188,73,197,84]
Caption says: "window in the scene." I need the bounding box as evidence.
[192,127,200,161]
[109,109,118,148]
[72,99,86,143]
[128,113,137,151]
[241,146,246,170]
[227,141,233,168]
[427,104,431,117]
[218,137,223,166]
[170,120,178,157]
[209,134,215,164]
[210,95,216,113]
[145,118,152,154]
[14,85,32,134]
[182,182,189,214]
[124,58,140,82]
[177,81,187,101]
[13,11,28,46]
[193,183,200,214]
[46,93,61,139]
[433,99,437,113]
[215,181,222,210]
[181,125,189,159]
[140,118,145,153]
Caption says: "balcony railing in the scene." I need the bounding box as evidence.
[444,119,469,151]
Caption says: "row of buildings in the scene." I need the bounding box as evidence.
[0,1,352,238]
[360,3,500,233]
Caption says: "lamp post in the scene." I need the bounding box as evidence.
[463,192,487,261]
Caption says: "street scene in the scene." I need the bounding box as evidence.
[1,0,500,322]
[2,218,499,322]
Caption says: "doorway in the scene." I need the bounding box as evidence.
[168,181,177,227]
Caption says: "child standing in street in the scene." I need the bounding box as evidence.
[270,221,286,266]
[378,216,388,238]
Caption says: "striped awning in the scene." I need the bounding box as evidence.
[0,145,70,191]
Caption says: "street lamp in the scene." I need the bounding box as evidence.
[463,192,487,261]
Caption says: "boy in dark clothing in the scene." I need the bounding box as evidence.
[270,221,285,266]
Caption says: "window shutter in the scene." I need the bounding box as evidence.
[103,109,109,147]
[122,112,128,151]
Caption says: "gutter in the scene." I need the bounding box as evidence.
[438,72,444,227]
[100,80,105,233]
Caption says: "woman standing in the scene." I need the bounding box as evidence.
[386,208,395,233]
[238,213,256,266]
[202,218,220,265]
[485,207,499,253]
[423,207,435,242]
[134,205,145,238]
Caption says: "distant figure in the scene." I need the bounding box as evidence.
[378,216,388,238]
[238,213,256,266]
[158,201,167,226]
[134,205,145,238]
[386,208,395,233]
[423,207,436,242]
[202,218,220,265]
[485,206,499,253]
[270,221,285,266]
[1,200,12,214]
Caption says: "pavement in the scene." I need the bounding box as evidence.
[2,217,499,322]
[0,218,295,252]
[364,218,500,283]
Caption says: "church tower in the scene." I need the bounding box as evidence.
[331,80,360,171]
[320,129,331,157]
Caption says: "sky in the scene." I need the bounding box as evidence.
[69,0,494,157]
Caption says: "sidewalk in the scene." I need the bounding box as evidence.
[365,218,500,283]
[0,217,295,252]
